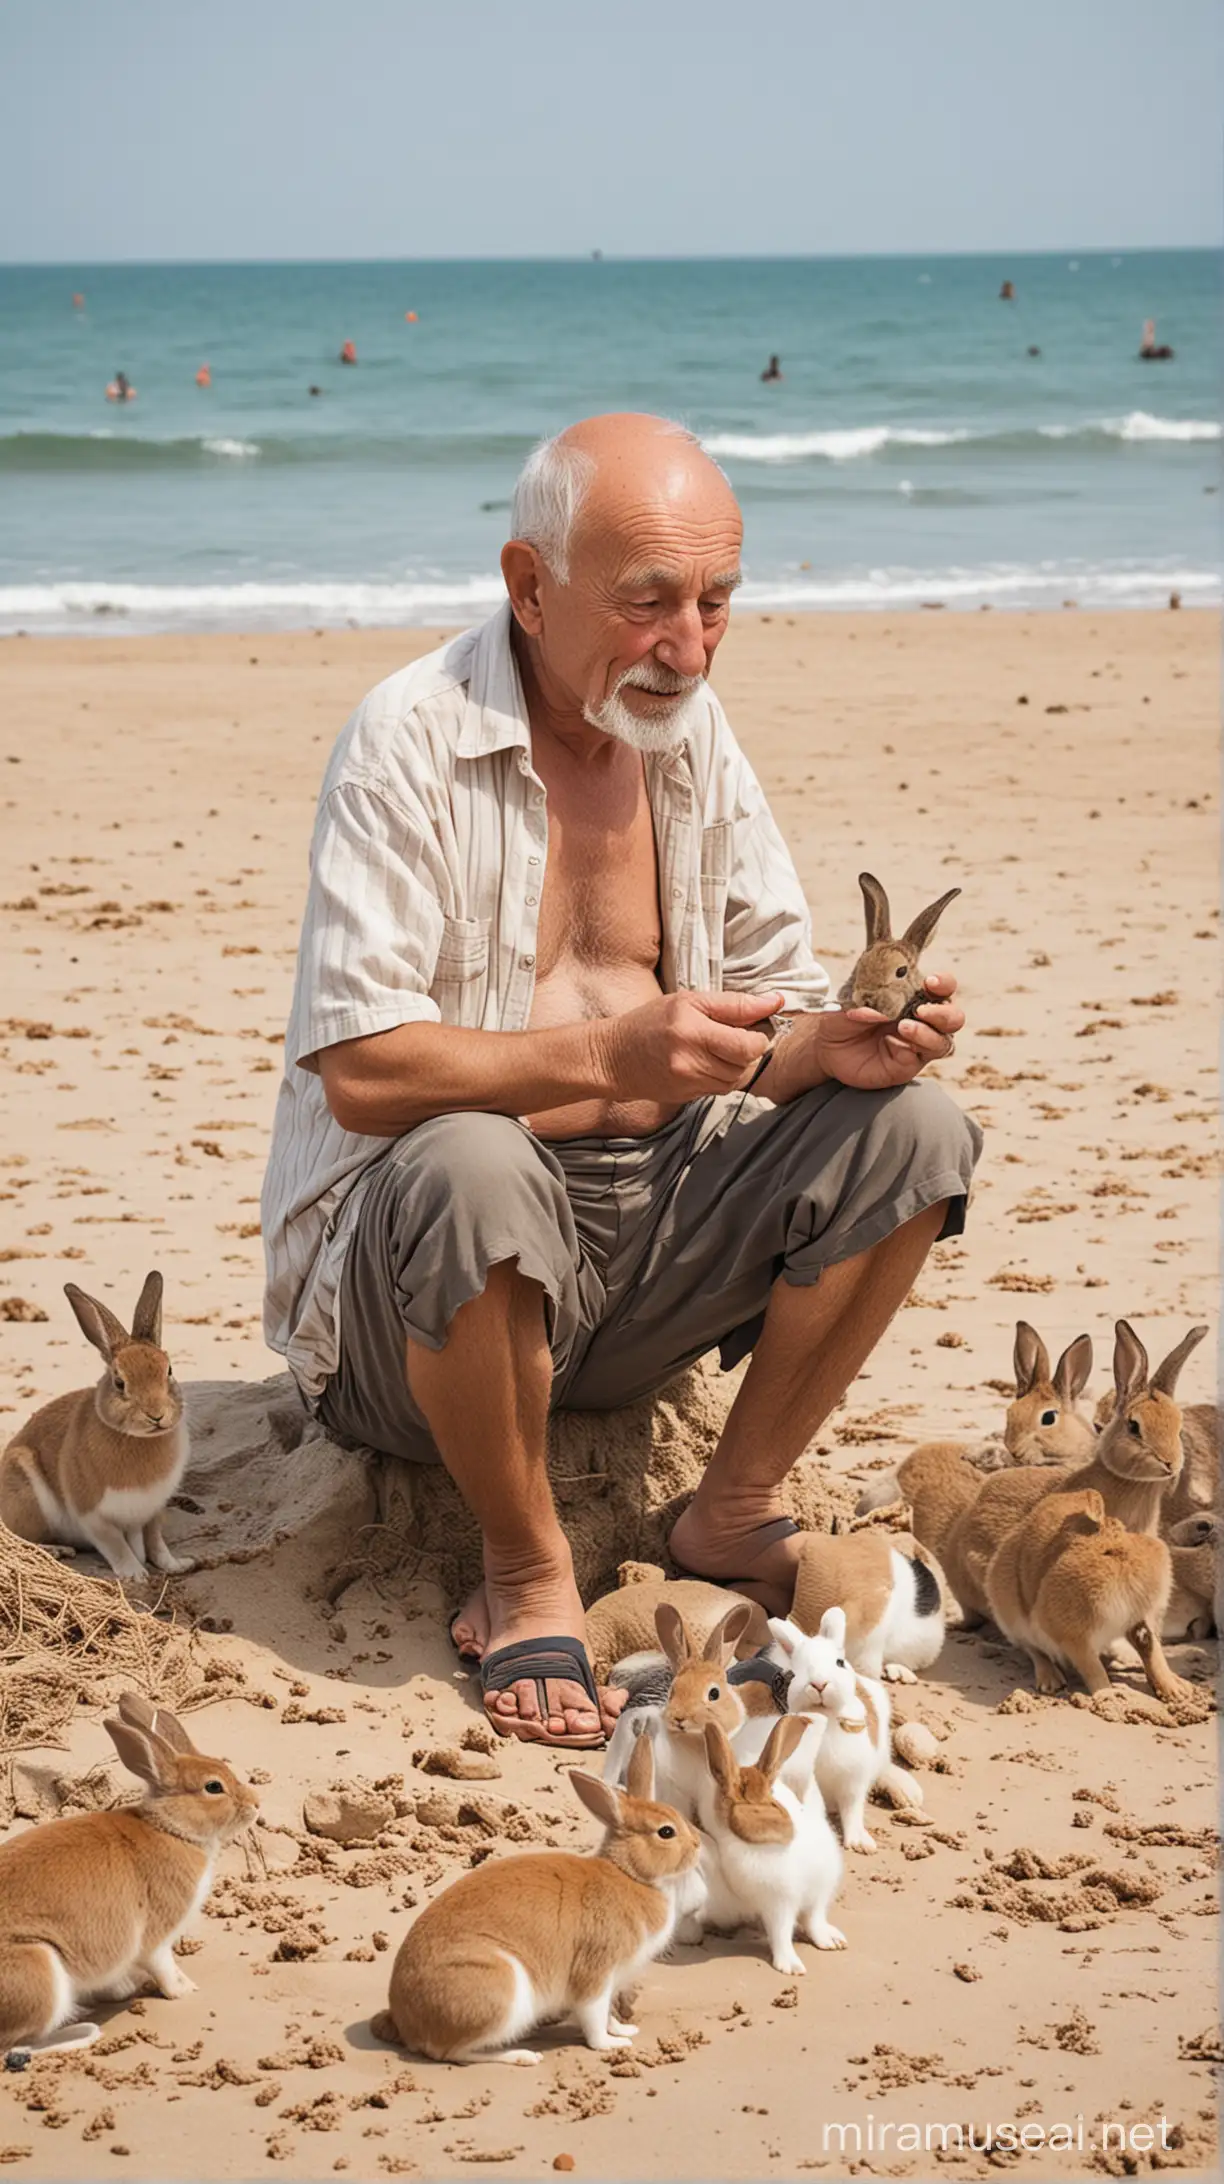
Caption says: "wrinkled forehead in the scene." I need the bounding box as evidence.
[573,466,743,589]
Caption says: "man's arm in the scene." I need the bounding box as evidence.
[318,990,782,1138]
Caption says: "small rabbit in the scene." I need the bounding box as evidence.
[602,1601,751,1813]
[837,871,961,1021]
[371,1731,702,2065]
[735,1612,921,1854]
[855,1323,1096,1532]
[0,1273,192,1580]
[784,1530,946,1683]
[1164,1512,1218,1642]
[984,1485,1188,1705]
[0,1694,258,2058]
[697,1717,845,1972]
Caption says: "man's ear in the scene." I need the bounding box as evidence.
[501,540,547,637]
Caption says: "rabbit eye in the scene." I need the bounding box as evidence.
[657,1823,676,1839]
[1128,1419,1142,1438]
[836,1658,846,1669]
[203,1778,224,1795]
[1040,1409,1058,1426]
[113,1376,126,1395]
[894,965,907,978]
[706,1685,720,1702]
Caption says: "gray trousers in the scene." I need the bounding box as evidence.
[318,1081,982,1464]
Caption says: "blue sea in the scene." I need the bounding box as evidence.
[0,253,1218,634]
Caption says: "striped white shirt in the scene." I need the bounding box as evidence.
[261,604,831,1400]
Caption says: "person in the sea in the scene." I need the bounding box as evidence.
[1139,319,1174,361]
[105,370,135,402]
[340,339,357,365]
[760,353,782,381]
[261,412,978,1751]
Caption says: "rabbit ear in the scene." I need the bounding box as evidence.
[1149,1324,1208,1398]
[570,1770,623,1829]
[702,1721,738,1796]
[703,1600,752,1666]
[1113,1320,1149,1409]
[818,1605,847,1649]
[118,1692,197,1755]
[131,1270,164,1347]
[765,1616,804,1658]
[858,872,891,946]
[758,1714,808,1782]
[1052,1333,1093,1405]
[65,1283,130,1363]
[104,1717,180,1791]
[900,886,961,959]
[625,1725,656,1802]
[655,1603,693,1672]
[1013,1321,1050,1397]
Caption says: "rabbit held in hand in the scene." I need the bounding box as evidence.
[0,1273,192,1580]
[372,1732,702,2065]
[0,1696,258,2058]
[838,872,961,1020]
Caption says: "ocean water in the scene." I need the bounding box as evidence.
[0,252,1219,634]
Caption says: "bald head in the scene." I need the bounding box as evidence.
[511,413,739,584]
[502,412,743,755]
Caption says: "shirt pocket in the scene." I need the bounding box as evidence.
[431,914,491,1026]
[699,820,732,987]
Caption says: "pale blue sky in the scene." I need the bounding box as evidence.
[2,0,1220,262]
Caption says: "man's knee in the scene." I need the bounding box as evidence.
[377,1112,575,1274]
[886,1080,982,1184]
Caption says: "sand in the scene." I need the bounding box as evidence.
[0,609,1218,2180]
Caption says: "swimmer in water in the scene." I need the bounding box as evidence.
[196,362,212,388]
[760,353,782,382]
[309,384,323,397]
[1139,318,1174,361]
[999,279,1015,301]
[105,370,135,403]
[339,339,357,365]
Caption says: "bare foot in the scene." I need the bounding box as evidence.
[481,1546,625,1747]
[669,1499,802,1617]
[450,1582,491,1661]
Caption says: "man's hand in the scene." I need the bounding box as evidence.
[597,989,781,1104]
[768,973,964,1101]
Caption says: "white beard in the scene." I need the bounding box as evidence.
[583,665,707,753]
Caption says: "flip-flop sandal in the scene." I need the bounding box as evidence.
[670,1514,802,1592]
[480,1635,606,1750]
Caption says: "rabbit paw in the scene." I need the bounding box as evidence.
[770,1948,806,1976]
[151,1547,195,1575]
[881,1662,917,1684]
[809,1923,848,1951]
[607,2017,639,2039]
[145,1949,197,2000]
[845,1829,878,1854]
[496,2049,542,2067]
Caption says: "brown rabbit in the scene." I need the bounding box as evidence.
[855,1322,1096,1544]
[837,872,961,1020]
[1094,1383,1218,1536]
[0,1695,258,2057]
[602,1601,752,1811]
[1164,1513,1218,1641]
[984,1486,1185,1704]
[372,1731,702,2065]
[0,1274,191,1580]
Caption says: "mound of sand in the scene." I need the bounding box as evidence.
[175,1360,850,1608]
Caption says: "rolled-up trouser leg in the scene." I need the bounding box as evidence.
[318,1112,589,1462]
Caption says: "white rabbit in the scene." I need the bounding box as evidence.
[697,1716,845,1973]
[734,1611,922,1853]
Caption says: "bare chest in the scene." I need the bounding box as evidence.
[535,769,662,982]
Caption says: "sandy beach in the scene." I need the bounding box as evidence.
[0,608,1218,2180]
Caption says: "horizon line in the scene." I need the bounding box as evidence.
[1,242,1220,273]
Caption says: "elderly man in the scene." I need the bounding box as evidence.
[263,412,979,1751]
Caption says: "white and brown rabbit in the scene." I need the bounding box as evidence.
[837,871,961,1021]
[0,1272,192,1579]
[371,1731,702,2065]
[697,1716,845,1972]
[1164,1512,1219,1642]
[602,1601,752,1813]
[0,1694,259,2058]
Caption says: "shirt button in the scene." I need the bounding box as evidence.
[525,893,537,906]
[527,854,540,867]
[671,885,684,900]
[532,791,545,808]
[521,952,536,968]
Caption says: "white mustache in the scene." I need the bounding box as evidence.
[615,662,704,699]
